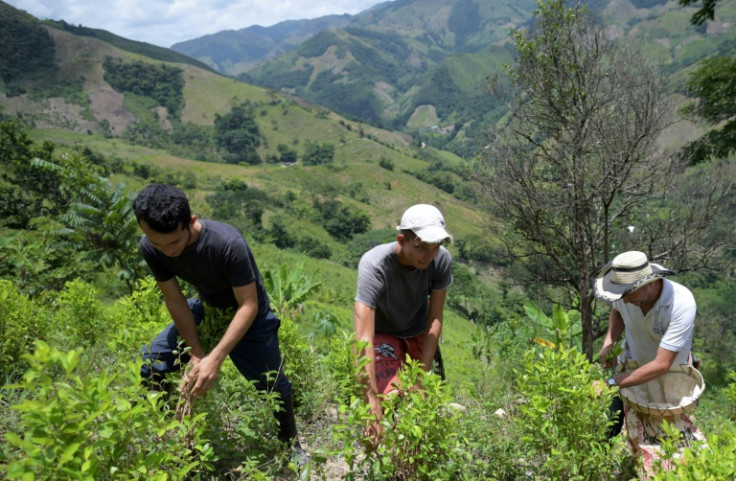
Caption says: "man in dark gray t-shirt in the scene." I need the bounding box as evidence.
[132,183,304,459]
[354,204,453,450]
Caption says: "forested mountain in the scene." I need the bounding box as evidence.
[169,0,736,159]
[0,0,484,268]
[171,14,356,75]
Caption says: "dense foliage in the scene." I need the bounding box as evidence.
[0,3,56,96]
[301,141,335,166]
[2,276,733,479]
[214,102,262,165]
[103,57,185,117]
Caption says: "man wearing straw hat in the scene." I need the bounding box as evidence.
[594,250,696,437]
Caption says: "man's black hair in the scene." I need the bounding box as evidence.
[133,184,191,233]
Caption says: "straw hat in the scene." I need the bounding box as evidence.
[615,361,705,418]
[594,251,676,303]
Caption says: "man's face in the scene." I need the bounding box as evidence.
[399,235,442,270]
[621,282,654,308]
[139,219,193,258]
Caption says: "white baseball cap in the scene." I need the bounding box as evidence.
[396,204,452,244]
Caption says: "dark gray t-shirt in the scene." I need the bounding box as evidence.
[355,242,453,338]
[139,220,271,316]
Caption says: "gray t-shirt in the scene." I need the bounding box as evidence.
[140,220,271,315]
[355,242,453,338]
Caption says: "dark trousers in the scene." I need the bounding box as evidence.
[606,395,625,440]
[139,298,297,444]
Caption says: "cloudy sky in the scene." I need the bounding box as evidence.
[6,0,387,48]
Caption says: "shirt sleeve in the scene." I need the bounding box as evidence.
[224,236,256,287]
[355,254,383,308]
[660,289,696,352]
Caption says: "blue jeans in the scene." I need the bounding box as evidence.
[139,298,292,398]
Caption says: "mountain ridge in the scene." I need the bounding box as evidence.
[170,0,736,146]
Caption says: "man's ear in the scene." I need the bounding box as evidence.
[396,233,405,245]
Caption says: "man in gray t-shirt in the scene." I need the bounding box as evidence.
[354,204,453,449]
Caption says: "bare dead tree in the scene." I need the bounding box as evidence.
[477,0,734,359]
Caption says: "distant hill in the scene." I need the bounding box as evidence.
[176,0,538,136]
[170,0,736,154]
[171,15,356,75]
[0,0,485,255]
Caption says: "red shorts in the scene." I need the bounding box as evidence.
[373,333,424,395]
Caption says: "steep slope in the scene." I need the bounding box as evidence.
[0,0,485,255]
[176,0,736,147]
[241,0,537,129]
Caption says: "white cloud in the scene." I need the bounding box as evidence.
[5,0,386,47]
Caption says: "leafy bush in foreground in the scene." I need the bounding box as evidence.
[1,341,215,480]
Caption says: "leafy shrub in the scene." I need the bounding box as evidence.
[301,141,335,166]
[296,235,333,259]
[378,157,394,170]
[183,362,284,476]
[214,102,262,165]
[0,280,44,380]
[512,345,615,480]
[105,277,169,358]
[650,421,736,480]
[53,279,108,348]
[263,264,322,411]
[1,341,215,480]
[313,199,371,242]
[331,358,467,480]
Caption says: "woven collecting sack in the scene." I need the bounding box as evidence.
[616,360,705,418]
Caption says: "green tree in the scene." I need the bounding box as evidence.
[29,154,144,292]
[205,179,264,229]
[477,0,718,359]
[103,57,184,116]
[214,103,261,165]
[681,57,736,163]
[276,143,298,163]
[677,0,720,25]
[0,120,61,228]
[0,3,56,95]
[301,141,335,166]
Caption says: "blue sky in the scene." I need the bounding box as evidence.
[6,0,386,48]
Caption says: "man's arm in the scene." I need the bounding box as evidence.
[598,308,625,368]
[420,289,446,371]
[615,347,678,388]
[186,282,259,396]
[354,302,380,408]
[354,300,383,449]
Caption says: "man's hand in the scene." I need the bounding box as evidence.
[181,354,222,396]
[598,342,622,368]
